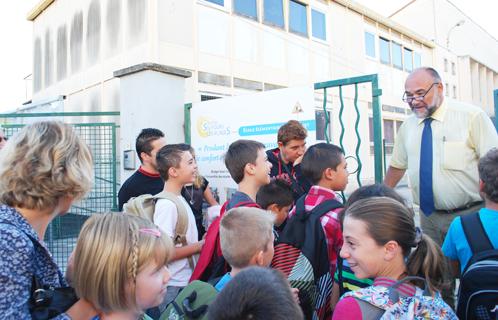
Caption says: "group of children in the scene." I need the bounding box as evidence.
[72,132,498,319]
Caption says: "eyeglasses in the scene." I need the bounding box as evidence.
[0,137,7,143]
[402,83,440,103]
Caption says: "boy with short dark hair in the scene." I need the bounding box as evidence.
[191,139,273,281]
[256,179,294,235]
[293,142,348,276]
[153,144,204,307]
[267,120,312,200]
[118,128,166,210]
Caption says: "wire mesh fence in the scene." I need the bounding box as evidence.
[1,114,118,272]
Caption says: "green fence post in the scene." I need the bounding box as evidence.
[184,103,192,144]
[371,74,384,183]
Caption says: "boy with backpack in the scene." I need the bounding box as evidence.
[442,147,498,319]
[272,143,348,320]
[256,179,294,239]
[190,139,272,282]
[153,144,204,307]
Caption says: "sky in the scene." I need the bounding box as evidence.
[0,0,496,112]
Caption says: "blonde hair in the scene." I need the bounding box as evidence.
[220,207,275,269]
[73,213,173,313]
[344,197,446,294]
[0,121,93,210]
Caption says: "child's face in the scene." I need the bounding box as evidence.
[270,204,291,226]
[340,216,386,279]
[261,234,275,267]
[173,151,198,184]
[330,155,349,191]
[252,148,272,186]
[135,262,171,310]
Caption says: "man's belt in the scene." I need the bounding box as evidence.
[435,201,484,214]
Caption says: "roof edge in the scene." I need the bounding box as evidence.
[27,0,54,21]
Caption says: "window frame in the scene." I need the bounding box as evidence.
[391,41,403,70]
[263,0,285,29]
[232,0,258,21]
[310,7,327,42]
[403,47,413,72]
[288,0,308,37]
[379,37,391,65]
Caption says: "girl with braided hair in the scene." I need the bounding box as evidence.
[72,213,173,320]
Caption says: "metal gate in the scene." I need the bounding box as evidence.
[314,74,383,185]
[0,111,119,271]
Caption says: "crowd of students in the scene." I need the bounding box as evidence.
[0,118,497,320]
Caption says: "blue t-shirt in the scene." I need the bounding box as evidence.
[214,273,232,292]
[442,208,498,272]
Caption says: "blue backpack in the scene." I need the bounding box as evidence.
[457,212,498,320]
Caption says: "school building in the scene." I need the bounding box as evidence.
[24,0,497,185]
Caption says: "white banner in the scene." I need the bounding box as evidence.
[191,86,317,203]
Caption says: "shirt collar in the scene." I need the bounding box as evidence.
[308,185,341,201]
[0,205,40,241]
[417,100,447,124]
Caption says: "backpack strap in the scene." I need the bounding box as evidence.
[460,212,493,254]
[154,191,194,270]
[308,199,343,218]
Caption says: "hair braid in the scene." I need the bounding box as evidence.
[129,224,139,283]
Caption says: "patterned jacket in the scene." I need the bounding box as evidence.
[0,205,71,319]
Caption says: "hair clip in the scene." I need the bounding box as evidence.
[139,228,161,237]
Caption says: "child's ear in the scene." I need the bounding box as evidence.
[245,162,255,176]
[323,167,335,181]
[267,203,279,213]
[383,240,400,261]
[254,250,265,266]
[168,166,177,178]
[479,179,485,193]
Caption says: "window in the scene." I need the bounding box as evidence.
[413,52,421,68]
[392,42,402,69]
[289,0,307,36]
[204,0,224,5]
[364,32,376,58]
[451,62,456,75]
[404,48,413,72]
[315,110,331,141]
[379,37,390,64]
[234,0,257,19]
[311,9,326,40]
[383,119,395,154]
[264,0,284,27]
[453,85,457,99]
[445,83,449,96]
[444,58,448,72]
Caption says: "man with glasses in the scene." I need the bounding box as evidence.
[384,67,498,307]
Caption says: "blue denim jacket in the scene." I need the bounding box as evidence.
[0,205,71,319]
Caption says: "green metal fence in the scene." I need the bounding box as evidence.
[0,111,119,271]
[314,74,383,184]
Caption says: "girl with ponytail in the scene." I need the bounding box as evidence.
[332,196,457,319]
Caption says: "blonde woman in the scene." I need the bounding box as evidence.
[0,121,96,319]
[73,213,173,320]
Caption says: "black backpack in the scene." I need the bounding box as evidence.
[457,212,498,320]
[271,195,343,320]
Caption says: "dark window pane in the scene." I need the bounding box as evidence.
[404,48,413,72]
[392,42,402,69]
[396,120,403,132]
[205,0,224,5]
[368,117,374,143]
[414,52,421,68]
[311,9,326,40]
[315,110,331,141]
[264,0,284,27]
[364,31,375,58]
[289,0,307,36]
[379,37,390,64]
[234,0,257,19]
[383,119,394,144]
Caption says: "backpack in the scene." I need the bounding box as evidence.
[160,281,218,320]
[190,200,260,282]
[344,276,457,320]
[271,195,343,320]
[123,191,193,269]
[457,212,498,320]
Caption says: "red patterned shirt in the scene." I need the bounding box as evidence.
[289,185,344,276]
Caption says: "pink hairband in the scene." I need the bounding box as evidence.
[139,228,161,237]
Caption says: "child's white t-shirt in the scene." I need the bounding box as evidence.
[153,196,198,287]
